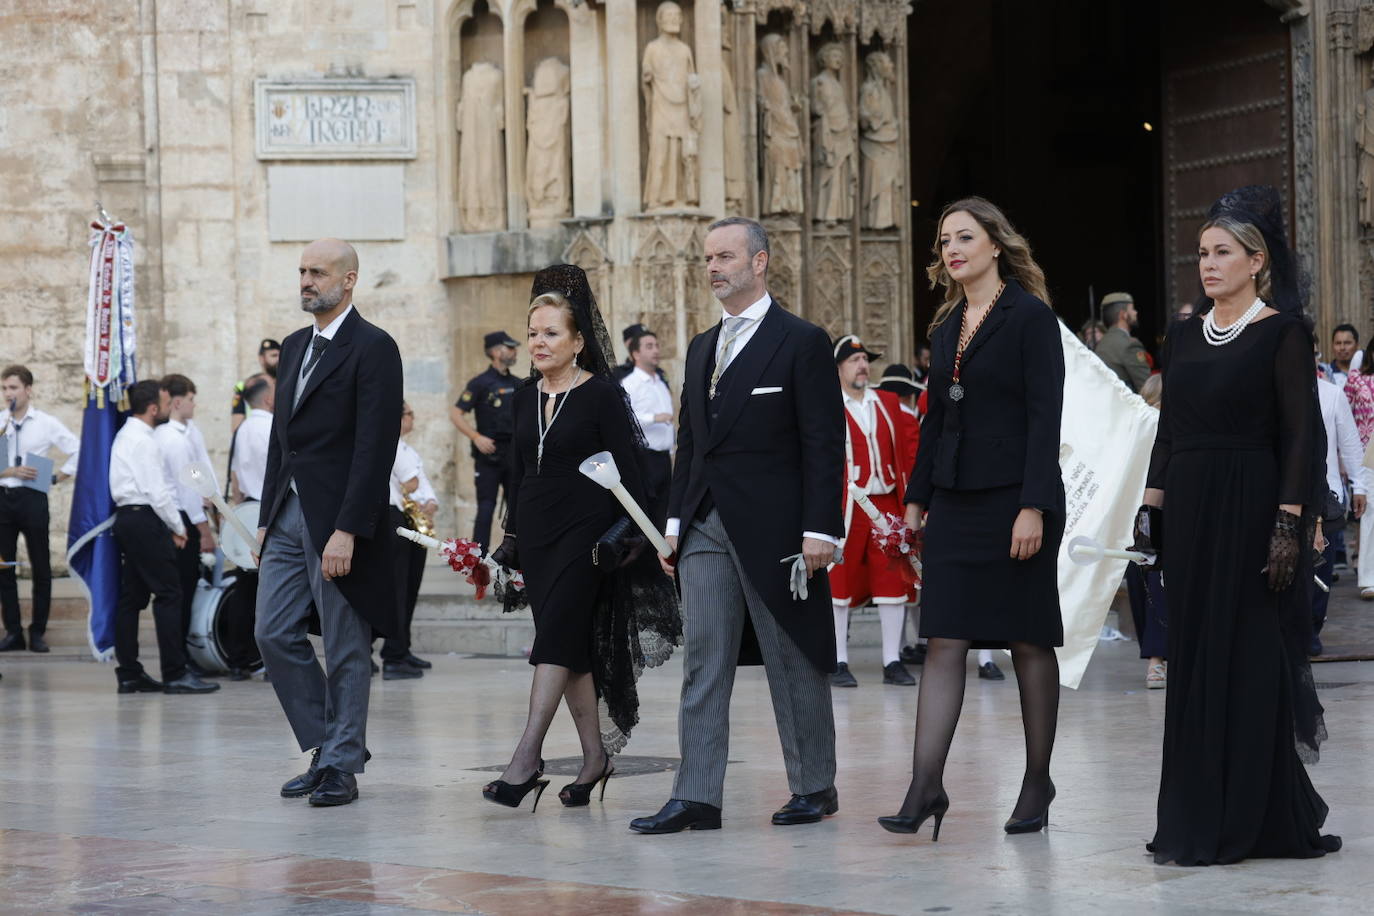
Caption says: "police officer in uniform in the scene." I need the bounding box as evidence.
[1094,292,1151,392]
[450,331,519,550]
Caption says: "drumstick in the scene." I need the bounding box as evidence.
[179,462,258,568]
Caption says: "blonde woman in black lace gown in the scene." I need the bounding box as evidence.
[482,265,680,812]
[1139,186,1340,865]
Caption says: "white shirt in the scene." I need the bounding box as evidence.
[622,366,674,453]
[231,409,273,502]
[714,293,772,367]
[291,304,355,494]
[153,418,216,524]
[665,292,835,545]
[0,405,80,488]
[389,440,424,511]
[844,388,895,495]
[109,418,185,536]
[1318,378,1366,500]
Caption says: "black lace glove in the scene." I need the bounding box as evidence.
[489,534,519,572]
[1131,505,1163,565]
[1266,510,1301,592]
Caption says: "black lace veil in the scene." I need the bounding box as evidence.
[508,264,681,754]
[529,264,619,381]
[1200,186,1328,761]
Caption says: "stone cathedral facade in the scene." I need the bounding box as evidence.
[10,0,1374,552]
[440,0,915,373]
[7,0,913,548]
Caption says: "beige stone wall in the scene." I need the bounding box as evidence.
[1,1,150,571]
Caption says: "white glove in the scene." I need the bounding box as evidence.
[780,554,809,601]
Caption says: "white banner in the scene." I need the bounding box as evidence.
[1052,323,1159,688]
[84,222,137,390]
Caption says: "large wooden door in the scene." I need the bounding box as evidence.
[1162,0,1293,308]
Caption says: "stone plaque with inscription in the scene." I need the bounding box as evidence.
[255,79,417,160]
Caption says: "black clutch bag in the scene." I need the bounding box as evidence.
[593,517,646,570]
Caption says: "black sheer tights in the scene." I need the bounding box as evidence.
[895,638,1059,820]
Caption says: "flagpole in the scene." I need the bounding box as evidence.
[68,205,137,661]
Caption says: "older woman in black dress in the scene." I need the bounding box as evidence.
[483,265,679,812]
[879,198,1065,839]
[1140,186,1340,865]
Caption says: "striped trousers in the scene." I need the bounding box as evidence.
[672,509,836,807]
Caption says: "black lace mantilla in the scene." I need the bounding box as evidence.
[498,263,681,754]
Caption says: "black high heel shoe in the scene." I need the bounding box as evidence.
[483,759,549,812]
[559,757,615,807]
[877,790,950,840]
[1004,781,1055,834]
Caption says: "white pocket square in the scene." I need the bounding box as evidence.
[751,386,783,395]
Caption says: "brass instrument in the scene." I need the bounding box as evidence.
[402,495,436,539]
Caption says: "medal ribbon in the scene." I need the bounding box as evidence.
[949,283,1004,397]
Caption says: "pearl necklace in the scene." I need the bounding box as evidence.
[1202,297,1266,346]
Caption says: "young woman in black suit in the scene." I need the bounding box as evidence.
[879,198,1066,839]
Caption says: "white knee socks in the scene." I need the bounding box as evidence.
[879,605,905,666]
[834,606,850,664]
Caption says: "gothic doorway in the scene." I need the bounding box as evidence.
[906,0,1293,358]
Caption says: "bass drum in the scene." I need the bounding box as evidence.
[221,500,261,570]
[187,572,261,674]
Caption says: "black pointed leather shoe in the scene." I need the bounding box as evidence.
[883,661,916,686]
[117,673,165,694]
[772,786,839,825]
[404,653,432,669]
[28,631,49,653]
[281,748,324,797]
[308,767,358,806]
[282,748,371,798]
[382,660,422,680]
[0,632,26,652]
[629,799,722,834]
[163,673,221,694]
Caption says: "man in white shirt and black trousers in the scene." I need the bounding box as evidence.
[153,373,218,672]
[380,400,437,680]
[109,379,219,694]
[1,364,80,654]
[231,374,274,503]
[620,327,675,527]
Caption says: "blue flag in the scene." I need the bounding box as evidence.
[66,392,123,658]
[68,221,137,659]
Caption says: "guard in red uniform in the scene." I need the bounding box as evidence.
[829,336,920,687]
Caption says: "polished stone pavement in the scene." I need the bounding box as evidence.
[0,632,1371,914]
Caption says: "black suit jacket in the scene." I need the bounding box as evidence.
[669,299,845,673]
[906,279,1065,514]
[260,307,404,637]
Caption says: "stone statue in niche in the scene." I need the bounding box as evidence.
[1360,67,1374,229]
[725,17,747,215]
[455,61,506,232]
[810,42,854,225]
[859,50,900,230]
[641,1,702,210]
[757,33,805,216]
[525,57,572,227]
